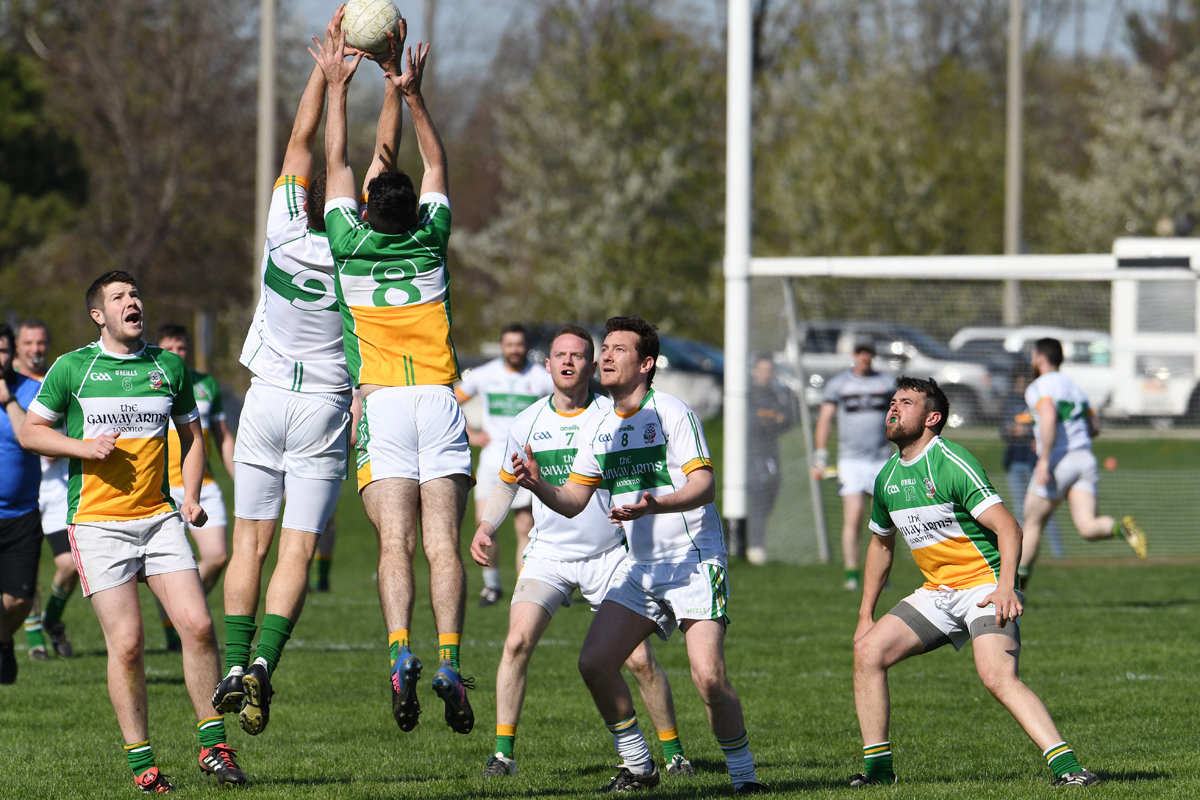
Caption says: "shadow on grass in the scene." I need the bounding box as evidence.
[1094,769,1171,783]
[146,676,185,686]
[1118,599,1197,609]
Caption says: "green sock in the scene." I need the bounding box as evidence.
[316,555,332,585]
[658,727,685,760]
[864,742,894,783]
[1112,521,1123,538]
[496,724,516,758]
[254,614,295,677]
[43,583,74,627]
[23,613,45,649]
[197,716,226,749]
[1044,742,1082,778]
[163,621,181,649]
[439,633,461,670]
[124,740,156,777]
[1018,565,1032,580]
[845,569,860,584]
[223,614,257,671]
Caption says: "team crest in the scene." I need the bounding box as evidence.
[643,423,657,444]
[923,477,936,499]
[148,371,163,390]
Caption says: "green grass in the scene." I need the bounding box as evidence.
[3,432,1198,798]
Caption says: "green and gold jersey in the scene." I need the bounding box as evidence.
[167,370,223,488]
[29,341,198,525]
[324,193,459,388]
[869,436,1009,591]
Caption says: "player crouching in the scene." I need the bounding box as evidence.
[851,377,1097,788]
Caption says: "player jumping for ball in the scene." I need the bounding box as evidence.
[850,376,1097,788]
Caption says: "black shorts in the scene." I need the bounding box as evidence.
[45,529,71,558]
[0,509,43,599]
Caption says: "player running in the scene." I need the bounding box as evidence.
[213,14,405,733]
[12,319,77,660]
[469,325,694,779]
[512,317,767,794]
[155,324,235,652]
[457,323,553,606]
[315,11,476,734]
[851,376,1097,788]
[20,271,246,790]
[812,341,895,589]
[1018,337,1146,590]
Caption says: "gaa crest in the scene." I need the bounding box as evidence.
[643,422,657,444]
[148,371,163,390]
[923,477,936,499]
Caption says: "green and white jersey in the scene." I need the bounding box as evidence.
[869,436,1008,591]
[28,341,198,525]
[1025,371,1092,458]
[241,175,350,394]
[499,393,623,561]
[457,358,554,468]
[325,193,460,388]
[568,390,723,565]
[167,370,224,488]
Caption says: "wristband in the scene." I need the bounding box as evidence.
[813,448,829,470]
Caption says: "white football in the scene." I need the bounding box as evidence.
[343,0,402,55]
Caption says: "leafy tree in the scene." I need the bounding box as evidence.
[454,0,725,341]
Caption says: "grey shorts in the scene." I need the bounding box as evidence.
[887,583,1021,652]
[1031,449,1098,501]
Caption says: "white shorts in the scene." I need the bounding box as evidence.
[234,463,341,534]
[356,385,472,490]
[475,462,533,510]
[888,583,1021,652]
[67,513,197,597]
[604,558,729,640]
[169,482,227,530]
[39,460,69,535]
[838,457,890,497]
[234,380,351,481]
[513,545,628,615]
[1030,449,1098,501]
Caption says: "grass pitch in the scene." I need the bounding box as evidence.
[3,442,1198,798]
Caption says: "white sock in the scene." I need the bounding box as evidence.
[718,730,758,788]
[253,656,269,669]
[606,715,653,772]
[482,568,503,591]
[226,665,244,678]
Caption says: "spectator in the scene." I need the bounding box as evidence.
[1000,370,1062,559]
[746,355,797,564]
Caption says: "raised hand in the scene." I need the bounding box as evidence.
[309,3,363,88]
[84,431,121,461]
[511,445,542,491]
[366,20,407,75]
[384,42,430,98]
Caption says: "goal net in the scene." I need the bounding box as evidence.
[745,241,1200,565]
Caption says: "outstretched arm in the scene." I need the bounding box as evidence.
[384,43,447,197]
[609,468,715,523]
[362,24,407,195]
[310,5,364,204]
[279,64,328,180]
[511,445,594,518]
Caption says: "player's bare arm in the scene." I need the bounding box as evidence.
[469,480,519,566]
[311,5,364,203]
[176,418,209,528]
[975,503,1024,626]
[20,413,119,461]
[511,445,594,518]
[211,417,236,479]
[361,25,407,193]
[811,401,835,477]
[0,377,25,432]
[854,533,896,643]
[1086,409,1100,439]
[610,467,715,523]
[384,42,447,197]
[1033,397,1057,486]
[280,61,328,180]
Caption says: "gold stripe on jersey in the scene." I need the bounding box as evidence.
[567,472,602,487]
[349,303,458,386]
[500,470,517,484]
[274,175,309,190]
[682,457,713,474]
[77,437,174,523]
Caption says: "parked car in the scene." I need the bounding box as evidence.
[949,326,1113,415]
[777,321,1002,427]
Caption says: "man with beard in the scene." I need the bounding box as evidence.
[850,376,1096,788]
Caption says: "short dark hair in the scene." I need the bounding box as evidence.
[605,316,660,387]
[0,323,13,356]
[365,171,418,234]
[895,376,950,434]
[157,323,188,343]
[86,271,138,314]
[306,170,328,232]
[754,352,774,365]
[1033,337,1064,368]
[853,340,876,355]
[551,324,595,362]
[17,318,50,341]
[500,323,528,342]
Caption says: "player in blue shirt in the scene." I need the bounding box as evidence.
[0,323,45,684]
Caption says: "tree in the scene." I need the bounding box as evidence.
[454,0,725,341]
